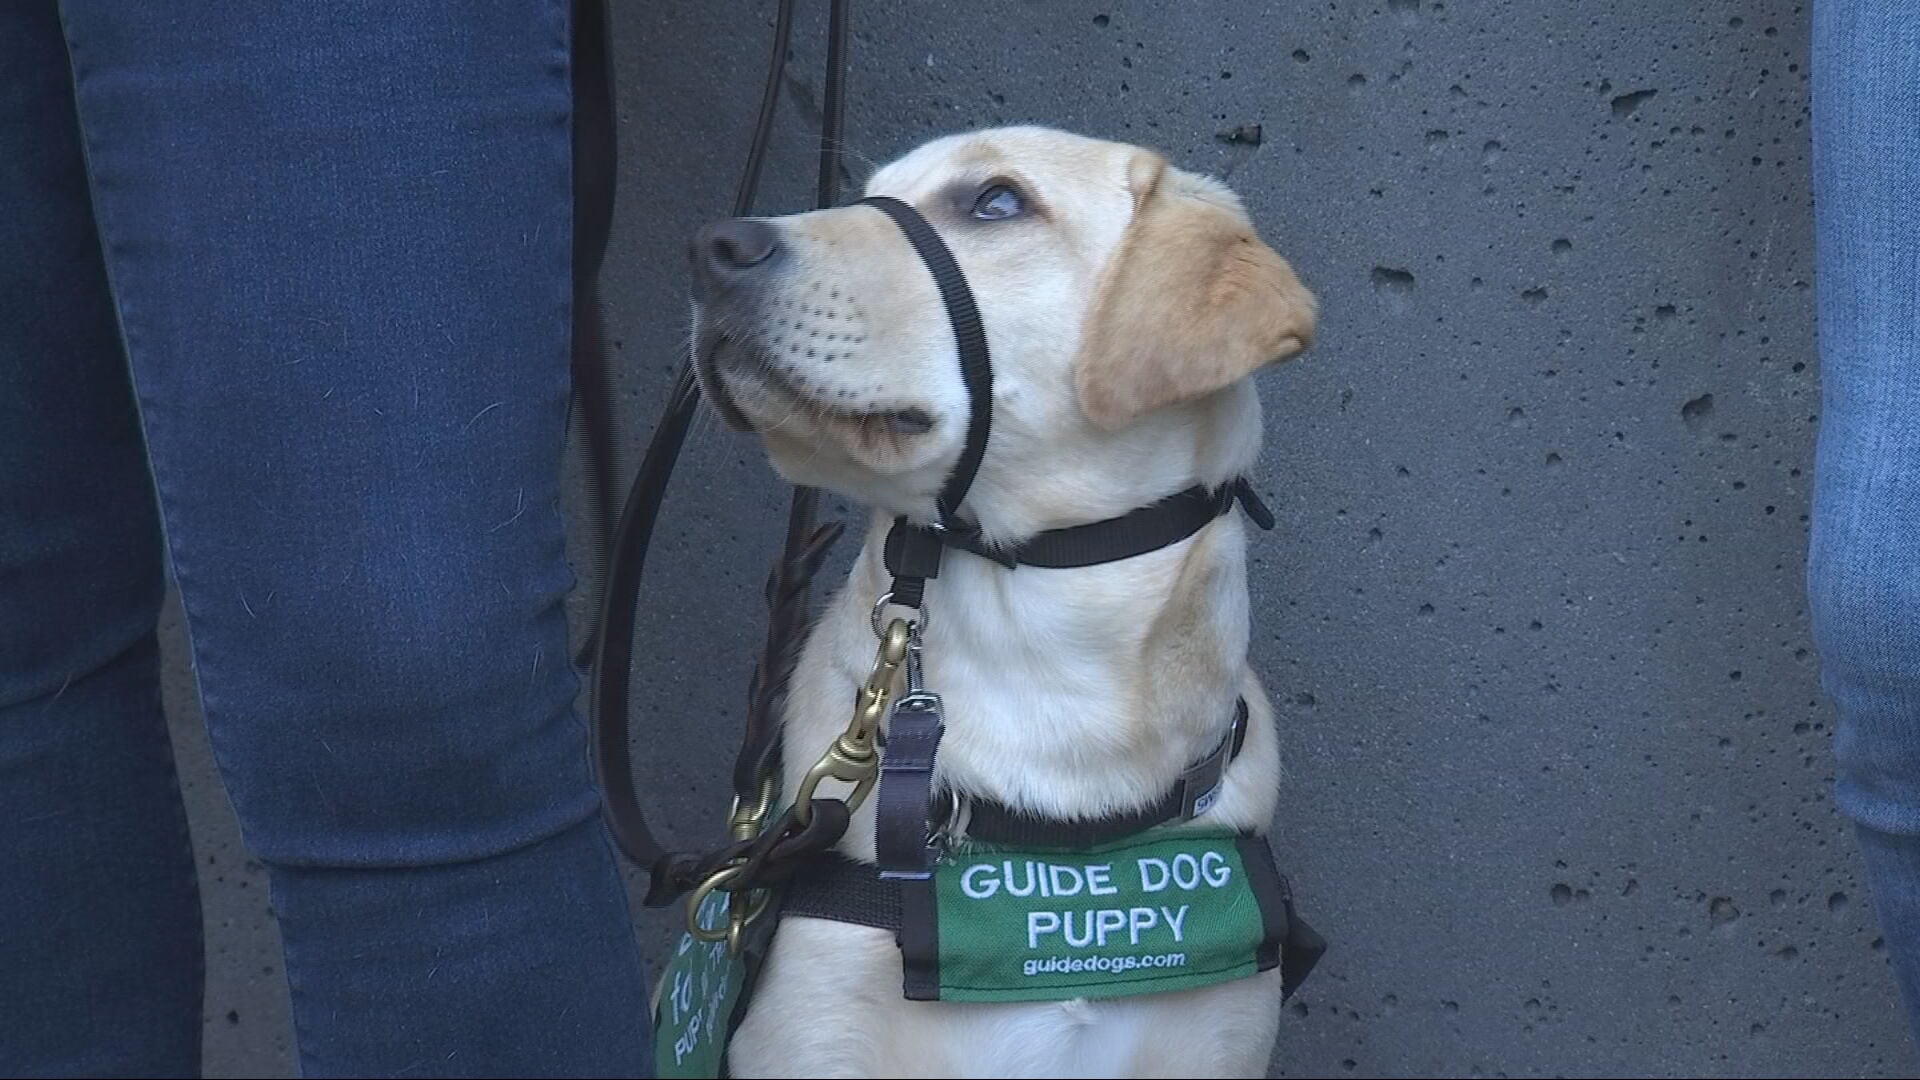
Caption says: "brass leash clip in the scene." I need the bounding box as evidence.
[685,773,778,951]
[685,610,914,951]
[792,616,911,824]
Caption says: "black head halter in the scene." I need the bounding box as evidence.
[858,196,994,532]
[856,195,996,612]
[857,194,1273,614]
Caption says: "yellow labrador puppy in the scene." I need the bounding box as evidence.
[689,126,1315,1078]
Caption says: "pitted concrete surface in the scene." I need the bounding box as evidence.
[169,2,1920,1076]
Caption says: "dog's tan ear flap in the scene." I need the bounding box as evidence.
[1074,152,1317,429]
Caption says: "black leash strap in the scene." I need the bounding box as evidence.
[568,0,620,652]
[590,0,859,907]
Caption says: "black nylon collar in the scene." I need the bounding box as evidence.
[888,478,1275,574]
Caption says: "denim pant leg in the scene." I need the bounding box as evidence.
[0,4,201,1075]
[1809,0,1920,1044]
[57,1,652,1074]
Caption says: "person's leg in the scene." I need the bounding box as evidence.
[1809,0,1920,1044]
[57,1,651,1074]
[0,4,203,1077]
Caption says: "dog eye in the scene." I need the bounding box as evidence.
[970,184,1024,221]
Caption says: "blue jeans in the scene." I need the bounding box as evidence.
[1810,0,1920,1045]
[0,2,651,1075]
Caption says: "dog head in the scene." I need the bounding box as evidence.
[690,126,1315,539]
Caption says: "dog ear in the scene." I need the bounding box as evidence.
[1074,152,1317,430]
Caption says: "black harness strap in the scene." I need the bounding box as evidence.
[874,687,944,879]
[787,853,902,930]
[958,700,1250,850]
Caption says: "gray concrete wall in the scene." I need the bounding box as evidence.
[172,1,1920,1076]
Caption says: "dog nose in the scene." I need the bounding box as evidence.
[692,218,781,286]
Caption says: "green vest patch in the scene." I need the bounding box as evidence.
[915,829,1286,1003]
